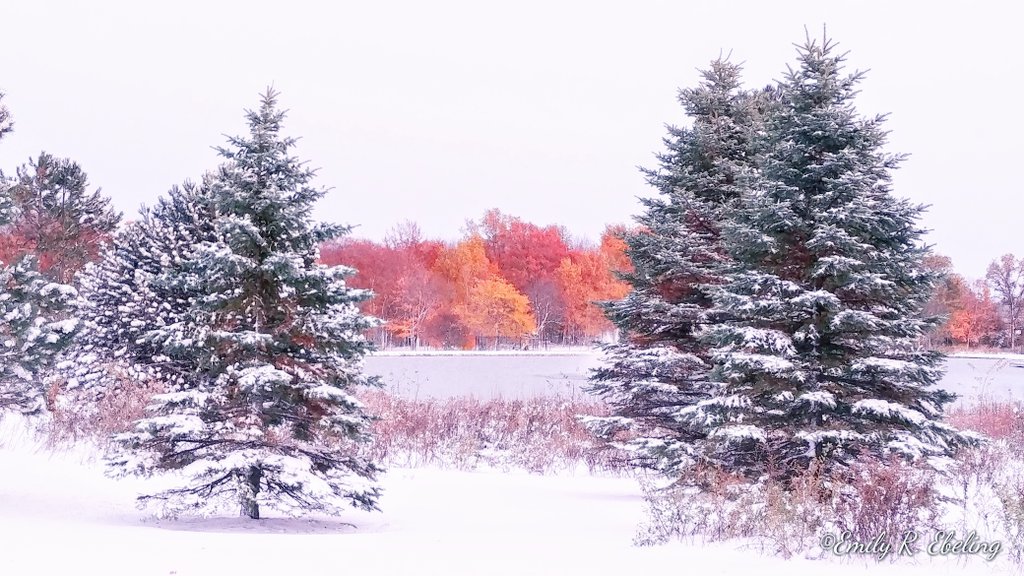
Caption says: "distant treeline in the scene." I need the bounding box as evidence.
[320,210,632,350]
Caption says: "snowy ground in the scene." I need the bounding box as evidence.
[1,417,1018,576]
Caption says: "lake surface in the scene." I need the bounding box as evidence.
[363,353,1024,407]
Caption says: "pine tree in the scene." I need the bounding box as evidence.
[583,60,768,477]
[7,152,121,283]
[0,90,12,144]
[0,99,80,416]
[67,179,218,402]
[1,90,15,230]
[698,35,974,483]
[0,256,79,414]
[109,89,382,520]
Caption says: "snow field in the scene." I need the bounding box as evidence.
[2,414,1020,576]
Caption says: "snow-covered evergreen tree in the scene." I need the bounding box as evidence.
[109,89,382,519]
[8,152,121,283]
[697,36,974,482]
[583,60,768,477]
[0,256,79,415]
[0,90,12,144]
[0,103,80,415]
[66,180,218,401]
[0,91,12,222]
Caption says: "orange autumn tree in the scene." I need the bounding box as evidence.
[431,235,497,301]
[556,226,632,344]
[599,224,633,276]
[381,223,446,349]
[429,235,500,348]
[455,276,536,349]
[947,278,1001,348]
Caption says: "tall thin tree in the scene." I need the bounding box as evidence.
[985,254,1024,350]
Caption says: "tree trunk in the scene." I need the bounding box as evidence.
[1010,303,1016,350]
[240,466,262,519]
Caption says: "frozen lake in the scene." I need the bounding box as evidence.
[364,353,1024,407]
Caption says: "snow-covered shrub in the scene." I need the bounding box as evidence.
[945,399,1024,561]
[948,399,1024,442]
[358,390,625,474]
[758,461,838,559]
[947,440,1024,565]
[830,455,943,551]
[993,474,1024,563]
[636,455,944,560]
[633,465,754,546]
[947,441,1008,522]
[45,366,162,444]
[634,461,831,558]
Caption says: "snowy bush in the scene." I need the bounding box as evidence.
[993,475,1024,563]
[637,455,946,561]
[632,397,1024,568]
[830,455,944,551]
[358,389,626,474]
[45,365,162,444]
[948,399,1024,447]
[944,400,1024,563]
[633,462,832,558]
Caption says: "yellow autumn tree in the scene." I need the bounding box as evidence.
[431,235,497,301]
[429,236,504,348]
[455,276,537,348]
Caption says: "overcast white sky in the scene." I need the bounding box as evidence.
[0,1,1016,279]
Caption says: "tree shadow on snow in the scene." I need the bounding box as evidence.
[137,515,373,535]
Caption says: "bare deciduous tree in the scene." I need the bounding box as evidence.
[985,253,1024,349]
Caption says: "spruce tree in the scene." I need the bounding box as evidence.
[109,90,382,519]
[698,36,974,482]
[584,60,768,477]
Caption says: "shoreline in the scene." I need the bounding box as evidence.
[368,349,1024,361]
[367,347,602,357]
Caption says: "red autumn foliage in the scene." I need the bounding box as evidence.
[476,209,570,294]
[320,211,637,349]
